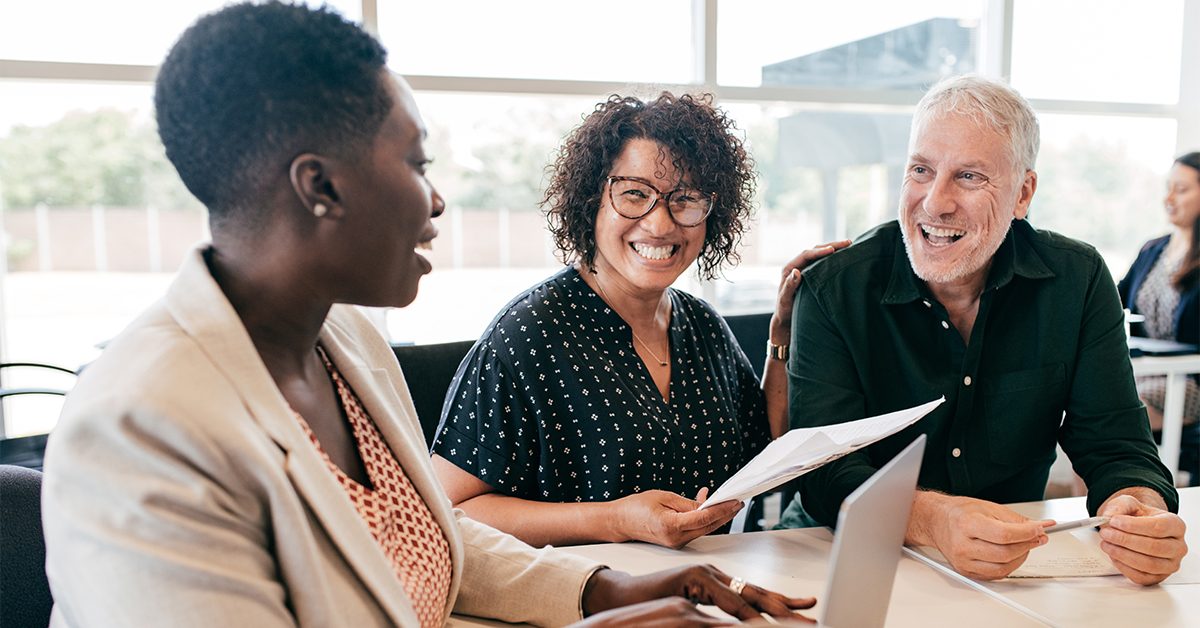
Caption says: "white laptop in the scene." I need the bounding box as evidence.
[818,433,926,628]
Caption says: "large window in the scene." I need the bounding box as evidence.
[1010,0,1183,104]
[387,92,599,344]
[717,0,984,88]
[379,0,694,83]
[1,0,1197,435]
[1033,114,1180,275]
[0,0,361,65]
[0,82,198,372]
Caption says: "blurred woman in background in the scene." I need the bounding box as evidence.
[1119,151,1200,486]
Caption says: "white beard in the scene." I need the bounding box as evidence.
[900,221,1012,284]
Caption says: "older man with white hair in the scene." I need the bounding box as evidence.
[779,75,1187,585]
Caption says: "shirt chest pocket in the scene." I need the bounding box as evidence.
[980,362,1068,466]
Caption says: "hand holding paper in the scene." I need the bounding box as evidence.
[699,397,944,509]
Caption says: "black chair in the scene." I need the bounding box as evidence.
[0,433,51,471]
[0,464,53,628]
[719,312,790,531]
[391,340,475,448]
[722,312,772,380]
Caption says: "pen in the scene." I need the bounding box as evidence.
[1044,515,1110,534]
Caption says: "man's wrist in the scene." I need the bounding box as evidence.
[907,490,949,547]
[1100,486,1169,513]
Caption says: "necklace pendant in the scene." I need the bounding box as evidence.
[593,273,670,369]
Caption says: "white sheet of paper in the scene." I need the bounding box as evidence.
[913,529,1120,578]
[1009,529,1120,578]
[698,396,944,509]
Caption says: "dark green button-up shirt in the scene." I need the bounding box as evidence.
[785,219,1177,527]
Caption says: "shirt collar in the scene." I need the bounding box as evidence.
[881,219,1055,305]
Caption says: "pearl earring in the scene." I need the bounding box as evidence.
[312,203,328,218]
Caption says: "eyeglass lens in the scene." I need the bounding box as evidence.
[609,178,710,226]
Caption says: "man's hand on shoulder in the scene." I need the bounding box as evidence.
[908,491,1050,581]
[1097,489,1188,585]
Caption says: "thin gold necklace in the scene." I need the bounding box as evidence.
[593,276,669,367]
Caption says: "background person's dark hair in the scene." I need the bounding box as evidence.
[154,1,391,227]
[1173,151,1200,292]
[542,92,755,280]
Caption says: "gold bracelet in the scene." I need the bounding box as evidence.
[767,342,788,361]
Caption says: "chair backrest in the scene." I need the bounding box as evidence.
[0,464,53,628]
[719,312,783,531]
[722,312,771,379]
[0,433,51,470]
[391,340,475,448]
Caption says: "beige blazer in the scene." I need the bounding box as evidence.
[42,247,602,628]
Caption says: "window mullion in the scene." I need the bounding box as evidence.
[978,0,1014,80]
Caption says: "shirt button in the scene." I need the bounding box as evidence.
[922,300,932,308]
[941,321,950,329]
[963,375,972,386]
[952,447,962,458]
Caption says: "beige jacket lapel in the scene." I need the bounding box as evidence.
[164,248,421,626]
[318,314,468,614]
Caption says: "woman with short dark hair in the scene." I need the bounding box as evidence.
[433,92,844,549]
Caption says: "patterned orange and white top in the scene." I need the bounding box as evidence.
[295,347,453,628]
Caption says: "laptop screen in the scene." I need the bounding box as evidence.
[819,434,926,628]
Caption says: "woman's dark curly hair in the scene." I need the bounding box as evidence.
[541,92,755,280]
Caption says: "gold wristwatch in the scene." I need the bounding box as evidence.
[767,341,788,361]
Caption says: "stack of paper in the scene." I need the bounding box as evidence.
[699,397,944,509]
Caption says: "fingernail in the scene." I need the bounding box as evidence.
[790,269,800,280]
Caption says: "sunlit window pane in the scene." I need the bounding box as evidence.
[0,82,204,436]
[0,0,361,66]
[388,91,607,345]
[378,0,694,83]
[717,0,982,88]
[1010,0,1183,104]
[1030,114,1179,276]
[702,102,910,312]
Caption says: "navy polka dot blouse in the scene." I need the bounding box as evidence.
[432,266,769,503]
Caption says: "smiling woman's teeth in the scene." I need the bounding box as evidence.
[415,240,433,258]
[632,243,676,260]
